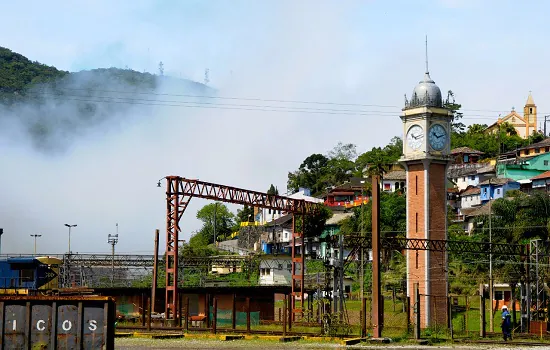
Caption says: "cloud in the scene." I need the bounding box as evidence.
[2,0,550,256]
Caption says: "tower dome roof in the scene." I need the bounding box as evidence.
[409,71,443,108]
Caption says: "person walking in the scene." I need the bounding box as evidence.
[501,305,512,341]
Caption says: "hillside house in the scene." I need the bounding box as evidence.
[531,171,550,192]
[323,177,369,211]
[497,152,550,181]
[258,256,295,286]
[447,164,495,191]
[480,178,520,203]
[460,186,481,211]
[255,188,323,225]
[517,138,550,158]
[382,170,406,192]
[451,147,484,164]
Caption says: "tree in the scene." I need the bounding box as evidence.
[196,202,236,244]
[444,90,465,133]
[287,154,329,196]
[355,137,402,177]
[236,205,255,226]
[267,184,279,195]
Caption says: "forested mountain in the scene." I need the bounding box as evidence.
[0,46,212,152]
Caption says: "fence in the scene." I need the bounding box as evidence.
[209,306,260,327]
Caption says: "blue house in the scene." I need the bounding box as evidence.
[479,178,520,203]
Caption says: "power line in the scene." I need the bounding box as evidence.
[15,90,531,122]
[27,86,543,116]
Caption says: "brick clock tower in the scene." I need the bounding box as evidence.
[400,58,452,328]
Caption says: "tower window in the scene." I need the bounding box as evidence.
[415,175,418,195]
[530,108,533,114]
[415,212,418,233]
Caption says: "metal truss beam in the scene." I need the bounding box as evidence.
[163,176,322,322]
[64,254,250,268]
[343,235,529,258]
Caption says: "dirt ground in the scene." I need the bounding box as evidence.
[115,338,546,350]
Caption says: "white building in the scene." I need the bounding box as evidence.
[460,186,481,211]
[381,170,406,192]
[448,164,495,191]
[258,256,295,286]
[255,188,323,225]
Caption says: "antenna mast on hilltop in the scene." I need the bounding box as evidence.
[204,68,210,85]
[159,62,164,76]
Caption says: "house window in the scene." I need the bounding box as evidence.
[278,264,283,270]
[546,147,549,153]
[545,160,549,166]
[470,175,476,181]
[494,291,504,301]
[384,183,391,191]
[536,148,541,154]
[464,155,469,163]
[463,177,466,182]
[483,188,487,194]
[287,263,292,270]
[496,188,501,195]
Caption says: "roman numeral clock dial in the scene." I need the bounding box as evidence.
[428,124,447,151]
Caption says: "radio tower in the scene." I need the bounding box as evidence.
[204,68,210,85]
[108,223,119,287]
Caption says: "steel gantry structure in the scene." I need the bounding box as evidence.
[162,176,321,323]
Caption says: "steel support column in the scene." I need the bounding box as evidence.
[372,174,383,338]
[164,177,191,322]
[291,214,304,322]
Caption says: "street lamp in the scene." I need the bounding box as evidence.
[30,234,42,255]
[64,224,77,254]
[108,232,119,287]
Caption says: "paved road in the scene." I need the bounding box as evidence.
[115,338,547,349]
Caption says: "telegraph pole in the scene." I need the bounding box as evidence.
[488,180,494,333]
[108,224,119,287]
[544,115,550,137]
[30,234,42,255]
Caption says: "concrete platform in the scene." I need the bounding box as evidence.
[279,336,302,342]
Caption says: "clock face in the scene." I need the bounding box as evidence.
[406,124,424,151]
[428,124,447,151]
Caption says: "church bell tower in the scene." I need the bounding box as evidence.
[400,40,452,328]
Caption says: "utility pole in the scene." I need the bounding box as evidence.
[359,180,366,337]
[488,180,494,333]
[213,202,218,246]
[108,225,119,287]
[544,115,550,137]
[30,234,42,255]
[372,174,383,338]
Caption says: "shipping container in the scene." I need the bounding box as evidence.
[0,295,115,350]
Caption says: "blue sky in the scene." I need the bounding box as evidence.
[1,0,549,254]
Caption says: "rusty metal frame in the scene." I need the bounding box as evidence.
[163,176,320,323]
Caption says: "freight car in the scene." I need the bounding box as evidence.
[0,256,62,295]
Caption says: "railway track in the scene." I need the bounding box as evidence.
[116,325,323,337]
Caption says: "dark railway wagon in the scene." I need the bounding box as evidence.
[0,295,115,350]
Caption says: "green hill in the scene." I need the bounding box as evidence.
[0,46,213,152]
[0,47,68,94]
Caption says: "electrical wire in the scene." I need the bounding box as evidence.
[24,86,547,116]
[9,89,538,122]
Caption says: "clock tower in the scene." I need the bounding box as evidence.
[400,50,452,328]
